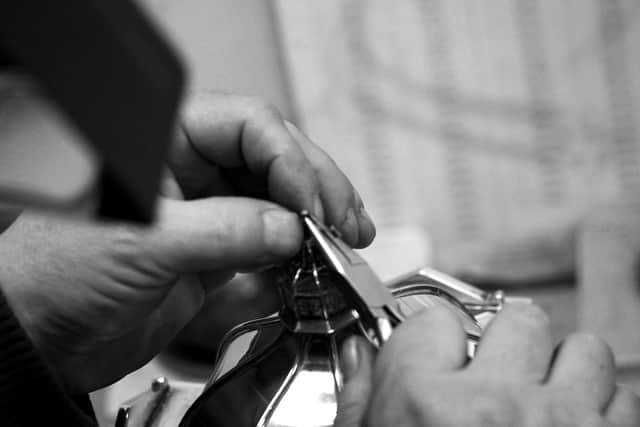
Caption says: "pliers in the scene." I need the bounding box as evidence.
[301,211,404,346]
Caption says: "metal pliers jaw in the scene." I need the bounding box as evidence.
[301,211,531,348]
[115,213,530,427]
[300,211,404,346]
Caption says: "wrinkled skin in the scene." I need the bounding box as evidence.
[336,303,640,427]
[0,92,375,394]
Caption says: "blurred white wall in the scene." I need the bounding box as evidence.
[141,0,294,118]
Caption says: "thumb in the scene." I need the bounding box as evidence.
[334,337,376,427]
[148,197,303,273]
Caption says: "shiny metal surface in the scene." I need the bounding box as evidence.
[179,327,355,427]
[117,213,523,427]
[208,314,281,385]
[301,212,403,344]
[115,378,203,427]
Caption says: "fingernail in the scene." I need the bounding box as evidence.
[341,207,359,246]
[262,209,300,257]
[358,202,368,220]
[357,206,376,245]
[340,338,360,383]
[354,190,365,211]
[359,205,374,228]
[314,195,325,222]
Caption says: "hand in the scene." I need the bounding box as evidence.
[172,272,281,358]
[0,92,375,393]
[170,92,374,248]
[336,304,640,427]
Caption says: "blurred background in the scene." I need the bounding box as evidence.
[83,0,640,423]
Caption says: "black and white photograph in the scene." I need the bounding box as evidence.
[1,1,640,426]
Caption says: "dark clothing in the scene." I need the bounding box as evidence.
[0,289,96,426]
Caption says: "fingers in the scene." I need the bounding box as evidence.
[376,305,468,378]
[285,121,375,248]
[468,303,553,382]
[362,307,468,427]
[169,122,229,200]
[334,337,376,427]
[177,92,373,247]
[135,274,207,357]
[179,93,322,214]
[605,386,640,427]
[149,197,303,273]
[76,274,209,392]
[547,333,616,411]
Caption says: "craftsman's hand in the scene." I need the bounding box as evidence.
[0,92,375,393]
[170,92,373,248]
[336,304,640,427]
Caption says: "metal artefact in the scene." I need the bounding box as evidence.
[117,212,526,427]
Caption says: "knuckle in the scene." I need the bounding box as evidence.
[107,224,150,263]
[501,302,550,330]
[242,96,280,119]
[564,333,614,363]
[608,387,640,426]
[414,302,460,325]
[467,391,520,427]
[384,305,466,364]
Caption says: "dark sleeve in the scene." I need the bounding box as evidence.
[0,288,97,426]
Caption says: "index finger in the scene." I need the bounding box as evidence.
[375,305,468,379]
[179,92,323,219]
[285,121,375,248]
[468,303,553,383]
[547,333,616,411]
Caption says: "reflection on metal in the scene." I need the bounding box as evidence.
[117,213,524,427]
[115,377,203,427]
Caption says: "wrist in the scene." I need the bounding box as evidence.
[0,286,97,424]
[0,226,72,391]
[0,276,68,384]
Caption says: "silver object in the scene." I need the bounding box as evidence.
[117,212,527,427]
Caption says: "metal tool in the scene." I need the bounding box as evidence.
[117,212,527,427]
[300,211,403,345]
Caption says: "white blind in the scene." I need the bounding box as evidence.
[276,0,640,280]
